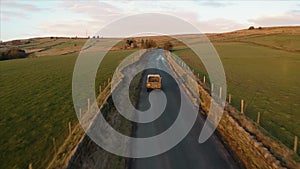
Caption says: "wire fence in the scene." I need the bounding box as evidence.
[167,50,299,157]
[194,68,299,157]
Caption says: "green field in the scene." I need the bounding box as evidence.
[173,34,300,155]
[0,49,136,169]
[1,31,300,168]
[234,34,300,52]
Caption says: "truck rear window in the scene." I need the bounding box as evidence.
[148,77,159,82]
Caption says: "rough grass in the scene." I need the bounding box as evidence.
[0,49,136,169]
[17,38,123,57]
[173,40,300,156]
[231,34,300,52]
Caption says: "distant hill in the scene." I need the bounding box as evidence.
[1,26,299,59]
[207,26,300,41]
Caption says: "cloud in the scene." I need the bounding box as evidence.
[37,20,102,37]
[3,1,299,41]
[1,10,28,21]
[59,1,123,19]
[249,13,300,26]
[35,5,246,37]
[154,11,245,33]
[290,10,300,14]
[52,1,242,35]
[194,18,247,33]
[2,1,42,11]
[198,0,233,7]
[35,1,129,37]
[1,1,44,21]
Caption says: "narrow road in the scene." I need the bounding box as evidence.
[130,49,240,169]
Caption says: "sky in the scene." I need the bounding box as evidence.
[1,0,300,41]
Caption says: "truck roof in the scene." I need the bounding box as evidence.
[147,74,161,77]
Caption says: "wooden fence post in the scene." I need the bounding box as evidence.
[294,136,298,153]
[99,85,102,93]
[29,163,33,169]
[219,87,222,99]
[228,94,232,103]
[257,112,261,124]
[68,122,72,135]
[203,76,206,84]
[52,137,56,154]
[241,99,245,114]
[211,83,214,92]
[79,108,82,119]
[87,98,90,112]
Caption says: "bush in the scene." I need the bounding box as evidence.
[0,47,27,61]
[144,39,157,48]
[248,26,255,30]
[10,40,22,45]
[164,41,173,51]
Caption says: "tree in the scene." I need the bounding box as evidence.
[145,39,148,48]
[141,39,144,48]
[132,41,138,48]
[144,39,157,48]
[164,41,173,51]
[149,40,157,48]
[0,47,27,61]
[248,26,255,30]
[126,39,132,45]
